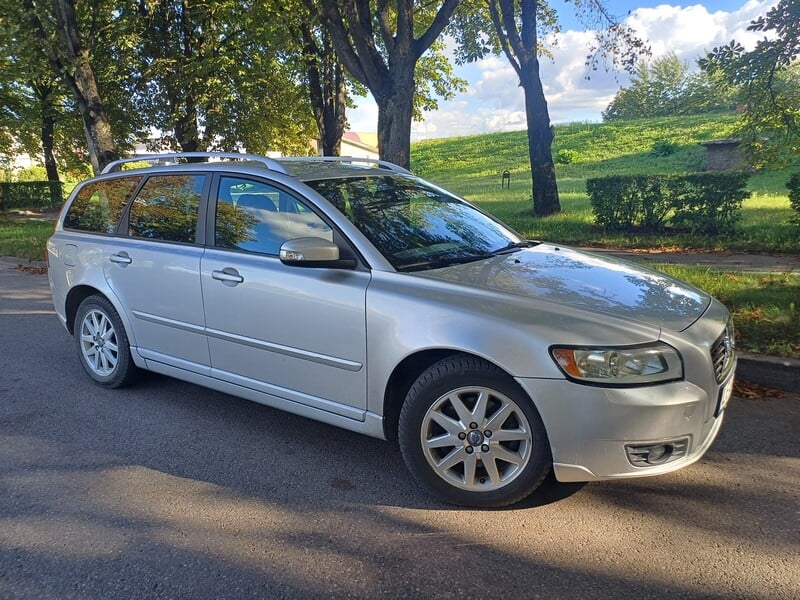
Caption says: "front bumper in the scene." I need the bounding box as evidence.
[516,373,731,483]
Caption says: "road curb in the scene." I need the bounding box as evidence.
[737,353,800,393]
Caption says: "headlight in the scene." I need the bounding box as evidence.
[550,343,683,386]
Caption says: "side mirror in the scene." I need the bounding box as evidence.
[279,237,355,269]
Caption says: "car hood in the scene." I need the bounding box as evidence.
[417,244,710,332]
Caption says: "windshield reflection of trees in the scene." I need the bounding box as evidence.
[129,175,205,243]
[309,176,520,269]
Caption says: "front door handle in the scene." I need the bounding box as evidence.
[212,268,244,285]
[109,252,132,265]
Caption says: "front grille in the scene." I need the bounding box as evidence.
[710,319,736,383]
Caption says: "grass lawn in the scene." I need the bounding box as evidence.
[0,217,54,261]
[413,114,800,254]
[655,266,799,358]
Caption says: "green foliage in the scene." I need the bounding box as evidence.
[588,172,749,235]
[650,139,678,157]
[603,53,740,121]
[0,181,63,211]
[555,149,579,164]
[701,0,800,167]
[668,172,751,234]
[586,176,669,230]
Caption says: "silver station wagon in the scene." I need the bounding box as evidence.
[47,153,736,507]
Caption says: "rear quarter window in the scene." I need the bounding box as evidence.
[63,177,141,234]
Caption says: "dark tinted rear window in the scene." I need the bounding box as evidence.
[63,177,141,234]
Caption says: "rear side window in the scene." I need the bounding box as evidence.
[63,177,140,234]
[128,174,205,243]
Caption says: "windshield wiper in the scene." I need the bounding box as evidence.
[488,240,540,256]
[398,253,493,272]
[398,241,540,272]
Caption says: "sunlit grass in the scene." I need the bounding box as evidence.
[413,114,800,253]
[655,265,800,358]
[0,218,53,261]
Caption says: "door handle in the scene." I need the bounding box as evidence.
[109,252,132,265]
[212,268,244,285]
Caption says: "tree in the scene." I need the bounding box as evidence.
[701,0,800,165]
[19,0,121,173]
[131,0,315,155]
[454,0,648,217]
[313,0,463,169]
[603,53,739,121]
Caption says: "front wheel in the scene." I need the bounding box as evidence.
[399,356,551,507]
[74,295,137,388]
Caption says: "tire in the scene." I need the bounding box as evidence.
[398,355,551,508]
[74,295,137,388]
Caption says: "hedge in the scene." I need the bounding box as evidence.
[587,172,750,235]
[0,181,64,211]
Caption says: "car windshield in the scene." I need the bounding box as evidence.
[306,175,527,271]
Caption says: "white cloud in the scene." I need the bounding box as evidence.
[347,1,780,140]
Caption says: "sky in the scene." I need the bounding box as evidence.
[346,0,780,141]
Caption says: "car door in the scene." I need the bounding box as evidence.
[200,175,369,418]
[103,172,211,374]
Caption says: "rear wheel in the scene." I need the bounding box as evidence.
[74,295,137,388]
[399,355,551,507]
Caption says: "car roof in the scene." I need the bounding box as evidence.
[100,152,411,182]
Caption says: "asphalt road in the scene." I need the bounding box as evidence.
[1,259,798,600]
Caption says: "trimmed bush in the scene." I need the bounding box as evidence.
[668,172,750,235]
[587,171,750,234]
[0,181,63,211]
[586,176,670,230]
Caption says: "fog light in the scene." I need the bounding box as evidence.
[647,445,669,463]
[625,438,689,467]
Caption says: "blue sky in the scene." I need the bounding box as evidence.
[347,0,779,139]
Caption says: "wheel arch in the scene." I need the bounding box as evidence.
[381,349,519,441]
[65,285,106,334]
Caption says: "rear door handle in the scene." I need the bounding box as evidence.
[109,252,132,265]
[212,268,244,285]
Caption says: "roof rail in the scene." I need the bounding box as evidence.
[101,152,289,175]
[278,156,412,175]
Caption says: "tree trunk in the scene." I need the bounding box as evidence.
[376,70,414,169]
[320,56,347,156]
[520,61,560,216]
[174,97,202,152]
[302,25,347,156]
[34,81,60,182]
[41,111,59,182]
[70,57,118,174]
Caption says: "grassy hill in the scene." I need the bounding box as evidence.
[411,113,799,254]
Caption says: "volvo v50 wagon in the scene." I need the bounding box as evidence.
[47,153,736,507]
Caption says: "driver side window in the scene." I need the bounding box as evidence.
[214,177,333,255]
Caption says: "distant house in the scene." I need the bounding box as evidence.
[315,132,379,159]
